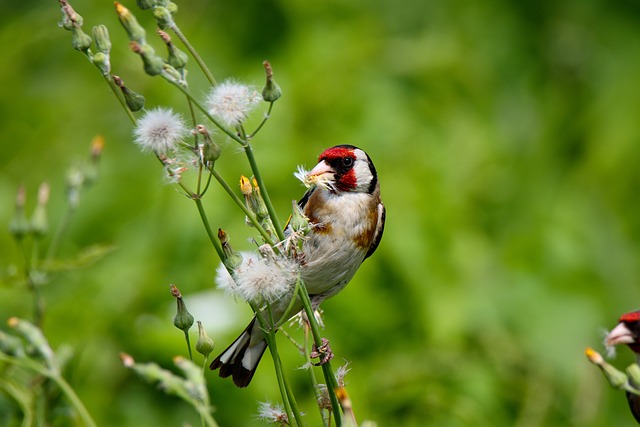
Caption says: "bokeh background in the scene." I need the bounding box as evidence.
[2,0,640,425]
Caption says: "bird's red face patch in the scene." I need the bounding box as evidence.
[318,147,357,191]
[318,146,354,163]
[620,310,640,323]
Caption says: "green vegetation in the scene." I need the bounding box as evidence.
[2,0,640,425]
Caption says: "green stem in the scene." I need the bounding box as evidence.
[304,324,330,427]
[103,74,137,125]
[251,304,302,426]
[169,24,217,86]
[53,373,98,427]
[248,102,274,139]
[297,285,343,427]
[193,198,225,262]
[195,405,219,427]
[243,144,285,241]
[183,330,193,361]
[0,354,97,427]
[29,239,45,328]
[200,169,214,196]
[0,378,33,427]
[45,205,75,264]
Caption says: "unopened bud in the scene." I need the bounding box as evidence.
[158,30,188,70]
[113,75,145,112]
[66,165,85,209]
[30,183,50,238]
[93,52,111,76]
[84,136,104,185]
[586,347,630,390]
[167,2,178,14]
[250,177,269,219]
[9,185,28,240]
[136,0,157,10]
[92,25,111,54]
[239,175,252,196]
[196,125,221,166]
[91,135,105,161]
[195,321,215,358]
[130,42,165,76]
[262,60,282,102]
[218,228,243,270]
[115,2,146,44]
[153,6,174,30]
[59,0,83,30]
[171,284,194,332]
[289,200,311,234]
[71,27,92,52]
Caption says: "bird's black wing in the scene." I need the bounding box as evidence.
[365,202,385,259]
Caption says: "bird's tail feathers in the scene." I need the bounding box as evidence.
[210,317,267,387]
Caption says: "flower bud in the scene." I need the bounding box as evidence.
[586,347,630,390]
[170,284,194,332]
[93,52,111,76]
[91,135,105,161]
[71,27,92,52]
[195,321,214,358]
[130,42,165,76]
[8,318,57,371]
[218,228,243,270]
[92,25,111,54]
[113,75,145,112]
[124,86,146,112]
[9,185,28,240]
[195,125,221,167]
[239,175,253,196]
[66,165,85,209]
[289,200,311,235]
[29,183,50,238]
[59,0,83,31]
[136,0,157,10]
[168,45,188,70]
[153,7,174,30]
[250,177,269,219]
[115,2,146,44]
[262,60,282,102]
[167,2,178,14]
[83,136,104,186]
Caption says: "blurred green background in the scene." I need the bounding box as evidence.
[2,0,640,425]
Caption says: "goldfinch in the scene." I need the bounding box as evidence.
[605,310,640,424]
[210,145,385,387]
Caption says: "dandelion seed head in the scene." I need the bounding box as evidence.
[215,251,299,304]
[206,80,261,128]
[257,401,289,425]
[133,107,187,155]
[335,361,351,387]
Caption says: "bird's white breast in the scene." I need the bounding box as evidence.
[301,190,375,297]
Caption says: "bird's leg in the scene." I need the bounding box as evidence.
[310,337,334,366]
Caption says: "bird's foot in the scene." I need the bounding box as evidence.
[310,338,334,366]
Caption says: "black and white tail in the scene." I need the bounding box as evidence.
[209,317,268,387]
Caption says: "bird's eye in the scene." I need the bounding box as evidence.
[342,157,354,168]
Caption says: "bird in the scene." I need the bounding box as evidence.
[605,310,640,424]
[210,145,386,387]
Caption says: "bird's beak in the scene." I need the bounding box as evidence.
[606,322,636,346]
[307,160,335,180]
